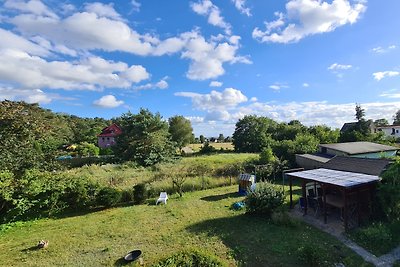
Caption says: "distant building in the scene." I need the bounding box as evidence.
[296,141,398,169]
[375,125,400,139]
[97,124,122,148]
[319,141,398,158]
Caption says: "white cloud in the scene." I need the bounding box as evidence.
[4,0,58,18]
[0,87,52,104]
[328,63,352,71]
[0,28,49,56]
[3,3,247,81]
[134,77,169,90]
[269,83,289,91]
[175,88,248,111]
[0,49,150,90]
[84,2,122,21]
[231,0,251,16]
[250,97,257,102]
[380,92,400,99]
[253,0,366,43]
[131,0,141,12]
[93,95,124,108]
[182,33,251,80]
[209,81,223,87]
[371,45,396,54]
[191,0,232,35]
[373,71,400,81]
[302,83,310,87]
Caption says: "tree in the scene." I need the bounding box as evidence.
[217,133,225,143]
[355,104,366,122]
[113,109,175,166]
[168,115,194,150]
[232,115,277,152]
[308,125,339,144]
[393,110,400,126]
[374,118,389,127]
[199,135,205,143]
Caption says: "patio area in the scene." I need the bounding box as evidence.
[287,168,380,231]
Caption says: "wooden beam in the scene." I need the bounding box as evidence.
[289,175,293,209]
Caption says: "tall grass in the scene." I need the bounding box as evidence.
[64,153,258,195]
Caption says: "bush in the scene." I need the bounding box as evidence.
[271,211,299,228]
[378,159,400,222]
[349,222,394,255]
[152,249,225,267]
[244,182,284,217]
[133,183,150,204]
[96,187,122,207]
[297,244,329,267]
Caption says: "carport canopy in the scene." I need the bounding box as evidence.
[286,168,380,230]
[288,168,379,188]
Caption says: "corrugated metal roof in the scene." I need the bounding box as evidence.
[319,142,398,155]
[296,153,333,163]
[287,168,379,188]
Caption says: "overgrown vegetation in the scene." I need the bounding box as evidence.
[244,182,285,216]
[153,249,226,267]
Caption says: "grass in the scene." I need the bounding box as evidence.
[0,185,369,267]
[188,143,234,152]
[64,153,258,194]
[347,220,400,256]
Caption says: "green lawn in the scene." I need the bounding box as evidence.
[0,186,369,266]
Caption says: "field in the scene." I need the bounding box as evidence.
[0,185,370,267]
[188,142,234,152]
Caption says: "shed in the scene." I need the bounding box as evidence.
[287,168,380,230]
[238,173,256,195]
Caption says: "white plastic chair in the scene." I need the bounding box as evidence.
[156,192,168,205]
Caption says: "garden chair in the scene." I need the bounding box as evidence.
[156,192,168,205]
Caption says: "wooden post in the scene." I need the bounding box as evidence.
[323,184,327,224]
[302,179,307,215]
[289,175,293,209]
[344,188,348,231]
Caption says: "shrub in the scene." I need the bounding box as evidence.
[244,182,284,217]
[378,159,400,222]
[152,249,225,267]
[297,244,329,267]
[350,222,394,255]
[96,187,122,207]
[271,211,299,228]
[133,183,150,204]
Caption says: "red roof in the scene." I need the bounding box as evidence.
[98,123,122,137]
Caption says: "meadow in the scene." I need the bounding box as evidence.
[0,185,370,267]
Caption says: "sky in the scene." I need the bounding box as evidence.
[1,0,400,137]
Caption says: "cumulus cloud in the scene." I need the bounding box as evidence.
[373,71,400,81]
[0,28,49,56]
[209,81,223,87]
[328,63,352,70]
[182,33,251,80]
[4,0,58,18]
[84,2,122,21]
[3,2,247,81]
[253,0,366,43]
[231,0,251,16]
[131,0,141,12]
[269,83,289,91]
[191,0,232,35]
[134,77,169,90]
[0,50,150,90]
[302,83,310,87]
[0,87,53,104]
[175,88,248,111]
[371,45,396,54]
[93,95,124,108]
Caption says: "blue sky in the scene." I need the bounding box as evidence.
[1,0,400,137]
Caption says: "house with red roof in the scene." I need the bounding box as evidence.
[97,123,122,148]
